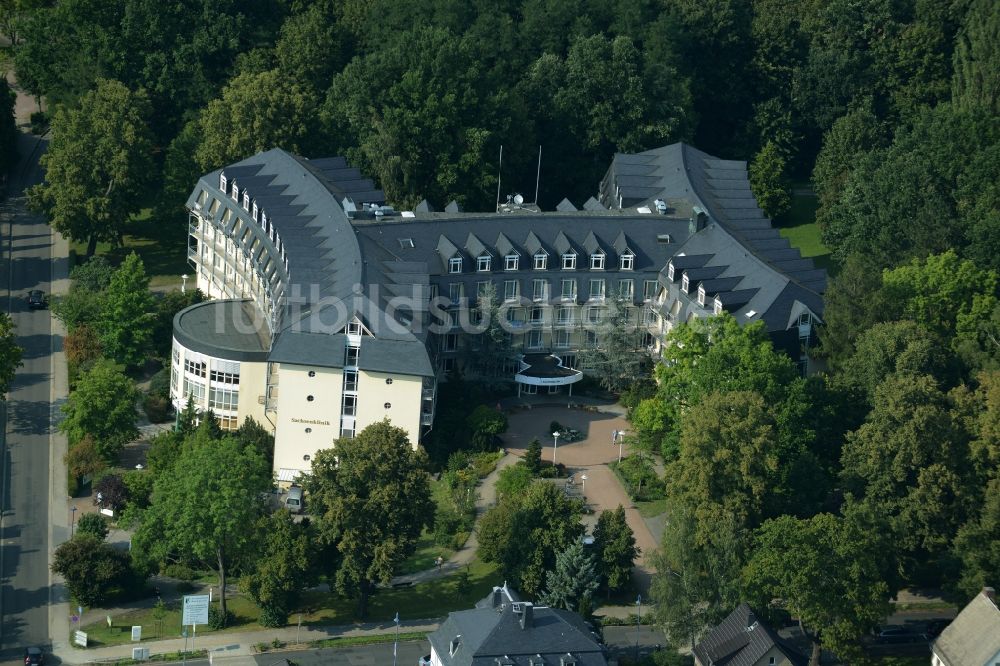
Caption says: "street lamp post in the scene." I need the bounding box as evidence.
[393,612,400,666]
[551,431,560,465]
[181,274,189,293]
[635,594,642,661]
[70,505,77,538]
[618,432,624,463]
[580,474,588,499]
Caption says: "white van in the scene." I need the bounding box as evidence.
[284,485,304,514]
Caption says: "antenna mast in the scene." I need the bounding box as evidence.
[495,145,503,213]
[533,145,542,205]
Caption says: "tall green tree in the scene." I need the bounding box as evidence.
[97,252,156,367]
[133,428,271,624]
[27,79,154,257]
[59,359,138,462]
[478,481,584,597]
[539,541,599,612]
[0,312,23,395]
[194,68,321,171]
[592,505,638,596]
[240,510,318,627]
[305,420,432,618]
[743,508,898,665]
[52,534,136,606]
[952,0,1000,114]
[748,140,791,219]
[0,78,17,175]
[579,296,651,394]
[952,474,1000,598]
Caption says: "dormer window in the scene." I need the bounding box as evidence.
[242,192,250,210]
[478,254,492,272]
[590,253,605,270]
[620,251,635,271]
[714,297,723,315]
[505,254,519,271]
[231,182,239,201]
[561,253,577,270]
[219,173,227,192]
[449,257,463,274]
[667,262,675,281]
[682,274,690,293]
[252,203,258,221]
[534,253,547,270]
[697,285,706,306]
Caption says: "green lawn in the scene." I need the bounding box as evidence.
[71,207,189,287]
[395,480,457,575]
[776,187,836,276]
[635,498,667,518]
[79,559,499,647]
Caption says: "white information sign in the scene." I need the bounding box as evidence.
[182,594,210,626]
[132,647,150,661]
[131,625,142,641]
[73,631,88,647]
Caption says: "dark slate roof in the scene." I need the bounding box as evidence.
[428,587,606,666]
[693,604,807,666]
[358,337,435,377]
[601,142,826,306]
[173,299,271,362]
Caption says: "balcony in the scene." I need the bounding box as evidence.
[421,412,434,426]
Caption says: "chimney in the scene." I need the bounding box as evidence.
[520,602,534,630]
[984,587,996,602]
[450,635,461,657]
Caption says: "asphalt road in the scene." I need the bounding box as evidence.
[0,129,51,655]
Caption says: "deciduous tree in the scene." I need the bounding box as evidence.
[0,312,22,395]
[952,0,1000,114]
[240,510,317,627]
[305,420,433,618]
[26,79,154,257]
[59,359,138,462]
[52,534,135,607]
[97,252,157,367]
[748,140,791,220]
[579,296,651,394]
[133,428,271,624]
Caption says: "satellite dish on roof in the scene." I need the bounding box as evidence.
[514,194,524,205]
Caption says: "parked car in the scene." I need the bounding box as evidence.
[925,619,951,638]
[284,485,304,514]
[26,290,46,310]
[24,647,43,665]
[876,627,928,644]
[417,656,431,666]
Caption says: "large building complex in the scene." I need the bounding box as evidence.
[172,143,826,481]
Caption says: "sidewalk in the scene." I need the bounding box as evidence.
[60,617,443,664]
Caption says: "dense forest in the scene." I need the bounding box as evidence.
[5,0,1000,659]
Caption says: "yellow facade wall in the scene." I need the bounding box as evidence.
[355,370,423,449]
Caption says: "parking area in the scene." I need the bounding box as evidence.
[503,405,660,591]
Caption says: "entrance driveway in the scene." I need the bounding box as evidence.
[504,406,660,592]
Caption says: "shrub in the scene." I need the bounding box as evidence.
[467,405,507,450]
[549,420,563,434]
[148,367,172,398]
[433,506,468,548]
[75,512,109,540]
[496,463,533,498]
[64,325,102,367]
[469,450,503,478]
[611,456,665,501]
[450,531,470,550]
[162,563,197,580]
[64,436,107,485]
[122,469,154,510]
[524,439,542,474]
[95,474,129,513]
[143,392,172,423]
[29,110,47,134]
[208,606,234,630]
[258,605,288,628]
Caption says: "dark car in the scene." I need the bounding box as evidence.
[26,290,46,310]
[24,647,43,665]
[926,619,951,637]
[876,627,928,644]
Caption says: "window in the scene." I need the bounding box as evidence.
[342,394,357,416]
[252,203,258,221]
[643,280,658,301]
[532,279,548,301]
[534,253,547,270]
[697,285,706,306]
[590,253,605,270]
[505,254,519,271]
[798,312,812,326]
[620,251,635,270]
[530,307,544,323]
[220,174,227,192]
[561,253,576,270]
[681,274,690,293]
[210,369,240,384]
[477,281,491,299]
[527,330,543,349]
[343,370,358,392]
[208,199,220,216]
[345,346,360,366]
[218,415,238,431]
[477,254,492,272]
[440,357,457,372]
[667,262,676,281]
[562,354,577,369]
[184,359,206,378]
[347,319,363,335]
[556,306,572,324]
[448,283,463,304]
[504,280,519,301]
[443,333,458,352]
[555,330,571,348]
[231,182,239,200]
[209,387,238,411]
[449,257,462,274]
[589,279,606,300]
[587,307,603,324]
[619,279,634,299]
[242,192,250,210]
[585,330,599,347]
[561,279,577,300]
[183,377,205,402]
[172,346,180,366]
[340,426,356,439]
